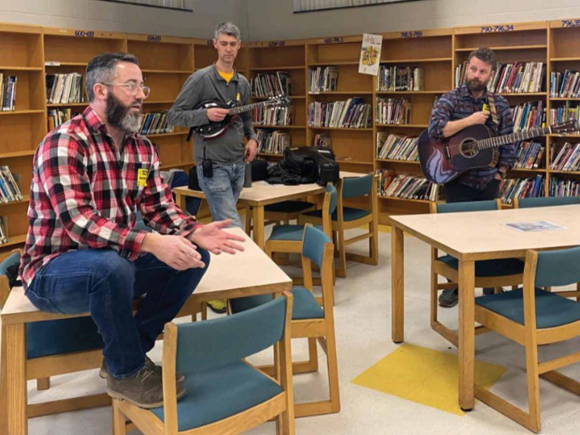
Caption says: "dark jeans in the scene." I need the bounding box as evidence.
[26,248,210,378]
[444,178,501,203]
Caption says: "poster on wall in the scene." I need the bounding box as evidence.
[359,34,382,76]
[294,0,421,13]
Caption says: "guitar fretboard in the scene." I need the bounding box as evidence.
[476,126,552,150]
[229,100,282,115]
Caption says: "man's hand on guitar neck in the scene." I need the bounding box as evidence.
[207,108,230,122]
[442,110,489,138]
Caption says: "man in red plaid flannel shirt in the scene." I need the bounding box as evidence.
[19,52,245,408]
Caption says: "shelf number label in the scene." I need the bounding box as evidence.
[562,19,580,28]
[268,40,286,47]
[401,31,423,38]
[324,37,344,44]
[480,25,514,33]
[74,30,94,38]
[147,35,162,43]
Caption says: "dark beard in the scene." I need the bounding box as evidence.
[105,92,142,134]
[467,79,486,93]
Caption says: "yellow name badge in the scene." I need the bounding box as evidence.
[137,168,148,187]
[236,92,241,101]
[482,103,490,112]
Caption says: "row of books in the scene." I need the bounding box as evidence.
[0,166,23,204]
[46,73,88,104]
[140,112,174,135]
[550,70,580,98]
[0,217,7,245]
[256,129,290,155]
[47,108,78,132]
[250,72,292,98]
[549,177,580,197]
[0,74,17,111]
[376,170,440,201]
[309,66,338,93]
[511,101,545,132]
[499,175,544,204]
[252,106,293,126]
[313,133,332,148]
[376,133,419,161]
[455,62,545,93]
[376,98,411,125]
[376,66,423,92]
[513,141,544,169]
[549,102,578,125]
[550,142,580,171]
[308,99,372,129]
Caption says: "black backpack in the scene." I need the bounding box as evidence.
[289,146,340,186]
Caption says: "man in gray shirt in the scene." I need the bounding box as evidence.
[168,22,258,229]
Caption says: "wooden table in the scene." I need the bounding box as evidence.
[0,228,292,435]
[389,204,580,411]
[174,171,368,250]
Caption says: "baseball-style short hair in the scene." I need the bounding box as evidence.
[467,47,498,71]
[214,21,241,40]
[86,52,139,102]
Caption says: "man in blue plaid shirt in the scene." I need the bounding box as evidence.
[427,47,517,307]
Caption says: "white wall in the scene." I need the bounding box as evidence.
[0,0,248,39]
[245,0,580,41]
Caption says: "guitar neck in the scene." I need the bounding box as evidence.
[477,126,552,150]
[229,100,273,115]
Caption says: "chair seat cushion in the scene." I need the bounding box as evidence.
[303,207,370,222]
[476,287,580,329]
[26,317,104,359]
[150,360,283,431]
[265,200,314,213]
[268,224,324,242]
[230,287,323,320]
[437,255,524,277]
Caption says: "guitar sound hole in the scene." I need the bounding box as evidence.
[459,139,479,159]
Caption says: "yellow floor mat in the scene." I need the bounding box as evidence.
[352,343,507,416]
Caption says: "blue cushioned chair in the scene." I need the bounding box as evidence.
[265,183,337,260]
[0,250,108,416]
[474,246,580,433]
[430,200,525,346]
[112,292,295,435]
[230,225,340,418]
[300,174,379,278]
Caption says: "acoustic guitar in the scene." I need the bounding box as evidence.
[418,120,579,185]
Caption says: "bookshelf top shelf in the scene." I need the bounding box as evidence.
[454,21,548,35]
[380,57,452,64]
[376,124,429,128]
[308,61,359,66]
[0,110,45,116]
[251,66,305,71]
[550,98,580,101]
[45,61,87,67]
[376,91,447,95]
[455,45,547,52]
[47,103,88,108]
[0,66,43,71]
[0,150,36,159]
[498,92,547,97]
[551,57,580,62]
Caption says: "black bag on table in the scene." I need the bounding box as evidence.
[290,146,340,186]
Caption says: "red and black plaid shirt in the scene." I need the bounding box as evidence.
[20,107,201,289]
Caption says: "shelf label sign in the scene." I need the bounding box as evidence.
[561,20,580,28]
[401,31,423,38]
[74,30,94,38]
[359,33,382,76]
[480,24,514,33]
[268,40,286,47]
[324,36,344,44]
[147,35,162,43]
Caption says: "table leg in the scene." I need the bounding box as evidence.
[391,226,404,343]
[4,323,27,434]
[252,205,265,250]
[458,259,475,411]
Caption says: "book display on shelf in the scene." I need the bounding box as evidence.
[140,112,174,135]
[376,98,411,124]
[308,99,372,128]
[256,129,290,155]
[251,71,292,97]
[511,100,545,132]
[46,73,87,104]
[377,66,423,92]
[252,105,293,126]
[309,66,338,93]
[550,69,580,98]
[500,175,545,204]
[47,108,81,132]
[456,61,545,93]
[0,73,17,111]
[0,166,23,203]
[513,141,544,169]
[550,142,580,171]
[550,101,578,124]
[377,133,419,161]
[0,216,7,245]
[549,176,580,196]
[378,171,441,201]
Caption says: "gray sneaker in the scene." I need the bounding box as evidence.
[438,288,458,308]
[106,366,187,409]
[100,356,185,384]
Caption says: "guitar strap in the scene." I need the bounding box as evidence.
[487,91,499,131]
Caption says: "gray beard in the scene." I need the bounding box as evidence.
[121,112,142,134]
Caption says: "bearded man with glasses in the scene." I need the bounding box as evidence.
[19,52,245,408]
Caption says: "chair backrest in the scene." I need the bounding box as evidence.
[341,174,374,199]
[327,183,338,215]
[302,225,332,270]
[515,196,580,209]
[174,294,290,374]
[0,250,20,309]
[434,199,500,214]
[532,246,580,288]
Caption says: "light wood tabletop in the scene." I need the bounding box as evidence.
[388,204,580,412]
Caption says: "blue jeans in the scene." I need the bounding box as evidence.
[197,162,244,228]
[26,248,210,378]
